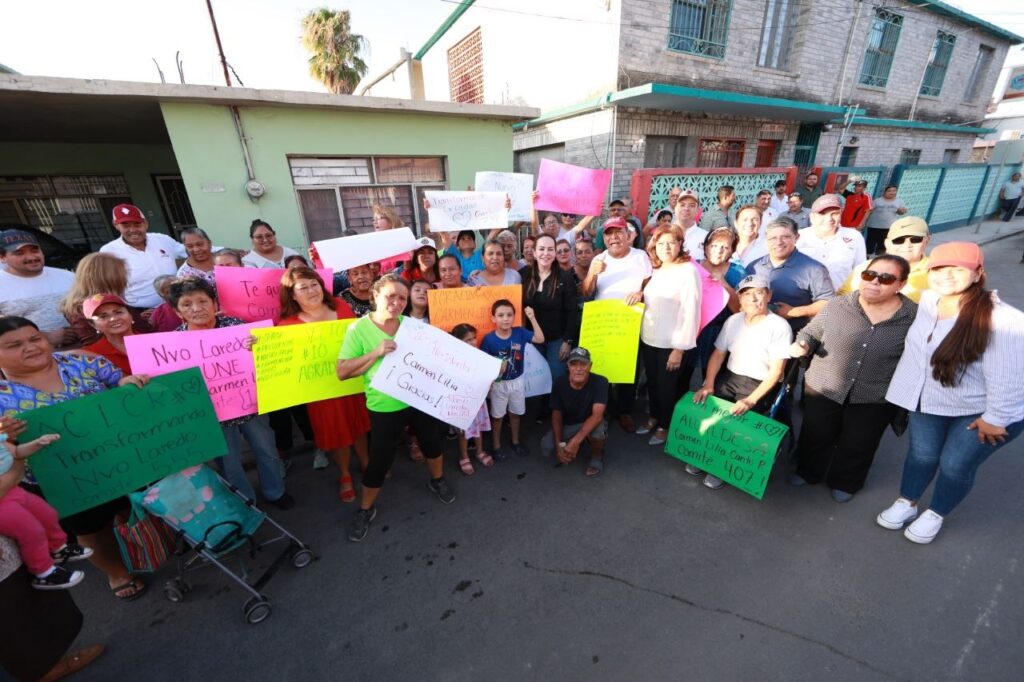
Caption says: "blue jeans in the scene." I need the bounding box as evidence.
[535,338,567,384]
[899,412,1024,516]
[219,416,286,502]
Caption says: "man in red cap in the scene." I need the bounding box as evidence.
[99,204,188,310]
[671,189,708,259]
[0,228,77,347]
[797,195,867,290]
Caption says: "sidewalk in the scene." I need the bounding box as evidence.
[929,215,1024,247]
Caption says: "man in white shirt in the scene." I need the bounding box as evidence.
[671,189,708,260]
[797,195,867,290]
[582,218,653,432]
[769,180,789,216]
[0,229,77,347]
[756,190,780,225]
[100,203,187,309]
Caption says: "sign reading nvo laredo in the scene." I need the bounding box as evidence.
[19,369,227,518]
[664,393,788,499]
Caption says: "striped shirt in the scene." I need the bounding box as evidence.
[798,292,917,404]
[886,290,1024,427]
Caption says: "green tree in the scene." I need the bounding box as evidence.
[301,8,368,95]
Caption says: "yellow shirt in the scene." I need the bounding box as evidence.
[840,256,930,303]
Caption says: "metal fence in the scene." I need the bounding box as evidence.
[631,167,797,223]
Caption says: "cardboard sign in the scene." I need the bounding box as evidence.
[252,320,363,413]
[427,285,522,343]
[125,321,271,422]
[370,321,501,430]
[20,368,227,517]
[523,343,553,397]
[664,393,789,499]
[424,190,509,232]
[313,228,427,272]
[534,159,612,216]
[577,299,643,383]
[215,266,333,323]
[695,262,730,333]
[475,171,534,222]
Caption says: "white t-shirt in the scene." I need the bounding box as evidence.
[769,195,789,216]
[797,227,867,290]
[556,227,577,246]
[242,246,299,269]
[735,239,768,268]
[0,267,76,330]
[640,262,702,350]
[714,312,792,380]
[100,233,187,308]
[680,225,709,262]
[594,248,653,301]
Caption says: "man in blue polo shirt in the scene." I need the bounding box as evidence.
[745,216,834,332]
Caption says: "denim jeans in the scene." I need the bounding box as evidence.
[899,412,1024,516]
[535,338,567,384]
[219,416,286,502]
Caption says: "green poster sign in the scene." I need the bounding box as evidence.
[20,368,227,518]
[664,392,789,499]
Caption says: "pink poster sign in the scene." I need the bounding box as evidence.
[534,159,612,216]
[695,263,730,333]
[125,321,272,422]
[215,267,333,323]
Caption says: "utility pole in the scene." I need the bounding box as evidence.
[206,0,233,87]
[831,104,859,166]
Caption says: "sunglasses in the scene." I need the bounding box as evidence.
[860,270,900,285]
[890,235,925,245]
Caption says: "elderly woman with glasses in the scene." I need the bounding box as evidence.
[788,254,918,502]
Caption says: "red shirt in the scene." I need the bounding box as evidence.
[277,298,356,326]
[841,191,874,228]
[83,336,132,375]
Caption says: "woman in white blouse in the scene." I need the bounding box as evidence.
[242,220,298,268]
[634,225,701,446]
[878,242,1024,544]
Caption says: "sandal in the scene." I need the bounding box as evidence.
[40,644,105,682]
[339,475,356,503]
[585,458,604,477]
[475,450,494,467]
[459,457,475,476]
[409,440,425,462]
[111,578,146,601]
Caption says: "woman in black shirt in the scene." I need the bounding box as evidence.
[520,234,581,383]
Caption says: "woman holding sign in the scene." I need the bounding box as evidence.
[521,235,580,384]
[278,267,370,503]
[337,274,456,542]
[0,316,150,600]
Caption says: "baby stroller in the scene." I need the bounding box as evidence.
[129,464,314,624]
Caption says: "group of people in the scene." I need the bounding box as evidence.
[0,174,1022,677]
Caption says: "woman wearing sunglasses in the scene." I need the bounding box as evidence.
[876,242,1024,544]
[840,217,931,302]
[788,254,917,502]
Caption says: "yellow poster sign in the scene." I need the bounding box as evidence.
[252,319,363,413]
[578,300,644,384]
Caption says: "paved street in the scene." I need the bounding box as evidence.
[34,234,1024,682]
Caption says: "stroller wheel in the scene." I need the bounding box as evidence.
[164,584,185,603]
[244,597,272,625]
[291,548,313,569]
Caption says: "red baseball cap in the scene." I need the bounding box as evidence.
[928,242,983,271]
[601,217,629,233]
[112,203,146,225]
[82,293,129,319]
[810,194,842,214]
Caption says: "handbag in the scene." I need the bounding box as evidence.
[113,510,177,573]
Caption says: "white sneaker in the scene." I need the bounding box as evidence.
[877,498,917,530]
[312,450,329,470]
[904,510,944,544]
[703,475,725,490]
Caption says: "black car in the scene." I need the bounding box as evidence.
[0,223,92,272]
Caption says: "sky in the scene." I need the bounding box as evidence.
[1,0,1023,101]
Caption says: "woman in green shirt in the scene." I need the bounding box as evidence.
[337,274,456,542]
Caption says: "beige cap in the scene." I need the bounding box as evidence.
[887,216,929,239]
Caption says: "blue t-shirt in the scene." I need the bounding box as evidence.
[480,327,533,381]
[444,245,484,283]
[745,250,834,331]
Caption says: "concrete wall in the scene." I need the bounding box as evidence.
[160,102,515,250]
[0,142,178,233]
[817,126,976,166]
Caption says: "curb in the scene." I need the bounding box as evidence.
[977,227,1024,247]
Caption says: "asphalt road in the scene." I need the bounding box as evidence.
[18,235,1024,682]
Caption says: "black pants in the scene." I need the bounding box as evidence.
[641,341,685,427]
[365,408,444,488]
[715,369,773,416]
[1001,197,1021,222]
[865,227,888,256]
[609,357,640,417]
[794,386,897,493]
[268,405,314,452]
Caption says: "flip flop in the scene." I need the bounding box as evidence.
[459,457,475,475]
[585,458,604,477]
[111,578,146,601]
[40,644,105,682]
[475,450,494,467]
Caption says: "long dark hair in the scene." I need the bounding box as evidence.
[279,266,335,320]
[930,273,993,387]
[524,234,559,300]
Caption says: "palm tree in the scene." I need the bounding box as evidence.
[301,8,368,95]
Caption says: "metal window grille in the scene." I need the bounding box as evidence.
[859,9,903,88]
[899,149,922,166]
[755,140,779,167]
[919,31,956,97]
[668,0,731,59]
[697,139,745,168]
[448,28,484,104]
[644,136,688,168]
[757,0,796,70]
[963,45,994,102]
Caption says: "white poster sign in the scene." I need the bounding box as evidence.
[313,228,428,272]
[424,191,509,232]
[523,343,553,398]
[475,172,534,222]
[370,321,501,430]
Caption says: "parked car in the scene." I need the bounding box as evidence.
[0,223,92,272]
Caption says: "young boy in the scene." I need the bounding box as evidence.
[480,299,544,460]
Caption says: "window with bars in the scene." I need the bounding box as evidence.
[697,139,745,168]
[963,45,994,103]
[644,136,688,168]
[668,0,731,59]
[0,174,127,250]
[919,31,956,97]
[859,9,903,88]
[899,149,922,166]
[289,156,447,242]
[448,28,484,104]
[757,0,797,70]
